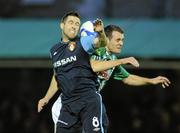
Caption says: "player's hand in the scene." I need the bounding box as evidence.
[93,18,104,33]
[38,98,49,112]
[150,76,171,88]
[121,57,140,67]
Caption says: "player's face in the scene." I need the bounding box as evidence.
[61,16,80,41]
[107,31,124,54]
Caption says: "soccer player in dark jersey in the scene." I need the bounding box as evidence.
[37,12,140,133]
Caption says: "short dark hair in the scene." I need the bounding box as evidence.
[105,25,124,39]
[61,11,81,23]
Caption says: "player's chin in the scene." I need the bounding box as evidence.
[114,49,121,54]
[69,35,77,39]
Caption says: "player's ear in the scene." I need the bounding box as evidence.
[106,37,110,44]
[60,22,64,30]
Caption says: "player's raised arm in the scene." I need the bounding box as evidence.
[90,57,139,72]
[80,19,108,54]
[93,19,107,48]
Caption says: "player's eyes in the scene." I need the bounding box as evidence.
[75,22,80,27]
[68,20,73,25]
[68,20,80,27]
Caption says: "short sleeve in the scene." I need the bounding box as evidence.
[113,66,130,80]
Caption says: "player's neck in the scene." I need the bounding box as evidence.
[61,35,77,43]
[61,34,70,43]
[105,46,111,54]
[62,38,69,43]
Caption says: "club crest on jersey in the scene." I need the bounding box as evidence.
[68,41,76,51]
[97,70,110,80]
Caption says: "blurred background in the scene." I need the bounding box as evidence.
[0,0,180,132]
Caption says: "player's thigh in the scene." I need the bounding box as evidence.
[56,121,82,133]
[56,105,82,133]
[81,93,104,133]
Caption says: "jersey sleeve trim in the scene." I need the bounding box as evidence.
[113,66,130,80]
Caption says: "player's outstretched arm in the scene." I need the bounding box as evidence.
[122,74,171,88]
[38,74,59,112]
[90,57,139,72]
[148,76,171,88]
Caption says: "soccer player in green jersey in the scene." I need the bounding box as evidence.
[90,24,171,132]
[91,25,171,91]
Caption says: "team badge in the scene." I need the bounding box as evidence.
[97,70,110,80]
[68,41,76,51]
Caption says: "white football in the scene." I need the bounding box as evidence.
[80,21,98,37]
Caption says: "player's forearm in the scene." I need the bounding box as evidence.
[90,59,124,72]
[98,31,107,47]
[123,74,153,86]
[93,32,107,48]
[44,76,59,102]
[44,86,58,102]
[93,19,107,48]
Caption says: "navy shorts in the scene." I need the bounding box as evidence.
[56,92,108,133]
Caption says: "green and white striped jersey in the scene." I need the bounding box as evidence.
[91,47,130,91]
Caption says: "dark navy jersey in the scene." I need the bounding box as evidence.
[50,37,98,104]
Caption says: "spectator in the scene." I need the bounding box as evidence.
[72,0,106,19]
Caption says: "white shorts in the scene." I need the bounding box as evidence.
[51,94,62,124]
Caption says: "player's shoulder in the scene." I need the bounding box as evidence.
[50,42,61,54]
[94,47,107,56]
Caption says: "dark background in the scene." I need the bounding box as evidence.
[0,67,179,133]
